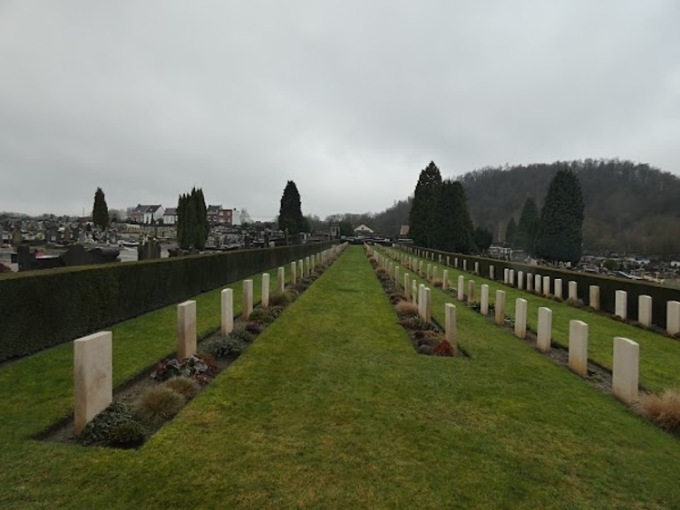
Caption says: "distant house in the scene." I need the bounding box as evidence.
[399,225,410,237]
[207,205,234,226]
[354,224,374,235]
[163,208,177,225]
[130,205,164,224]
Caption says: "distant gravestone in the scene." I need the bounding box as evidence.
[480,284,489,315]
[457,275,465,301]
[534,275,542,294]
[442,270,449,291]
[495,290,506,325]
[177,300,197,360]
[278,267,285,293]
[638,295,652,327]
[615,290,627,320]
[543,276,550,297]
[554,279,563,299]
[527,273,533,292]
[445,303,457,348]
[515,298,527,338]
[509,269,515,287]
[243,280,253,320]
[262,273,270,308]
[74,331,112,434]
[489,265,494,280]
[221,289,233,335]
[467,280,475,302]
[518,271,524,290]
[667,301,680,335]
[589,285,600,310]
[537,307,552,353]
[291,261,297,284]
[569,281,578,301]
[568,320,588,376]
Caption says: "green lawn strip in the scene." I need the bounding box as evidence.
[1,246,679,508]
[0,264,295,441]
[390,249,680,393]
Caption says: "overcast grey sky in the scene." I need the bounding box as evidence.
[1,1,678,220]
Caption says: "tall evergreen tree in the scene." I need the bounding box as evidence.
[409,161,442,247]
[92,187,109,230]
[278,181,304,235]
[432,180,475,253]
[505,217,517,247]
[176,187,209,250]
[474,226,493,253]
[535,169,584,264]
[516,197,540,255]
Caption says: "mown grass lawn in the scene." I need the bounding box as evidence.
[391,248,680,393]
[1,246,679,508]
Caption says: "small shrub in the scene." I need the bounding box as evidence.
[164,376,201,399]
[566,297,584,308]
[150,354,218,382]
[201,334,246,358]
[395,301,419,317]
[417,344,433,355]
[376,267,386,275]
[432,339,455,357]
[77,401,136,446]
[415,334,440,346]
[245,320,266,334]
[269,293,290,307]
[248,308,276,324]
[636,389,680,433]
[399,316,434,331]
[136,386,186,426]
[230,326,256,344]
[108,420,147,449]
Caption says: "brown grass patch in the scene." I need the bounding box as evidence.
[432,278,443,288]
[636,389,680,433]
[395,300,418,317]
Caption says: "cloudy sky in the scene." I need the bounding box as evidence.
[1,1,678,220]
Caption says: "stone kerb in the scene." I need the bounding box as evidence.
[554,279,563,299]
[589,285,600,310]
[480,284,489,315]
[638,295,652,327]
[243,279,253,320]
[262,273,270,308]
[445,303,457,348]
[495,290,506,325]
[568,320,588,376]
[74,331,112,434]
[543,276,550,297]
[221,289,234,335]
[457,275,465,301]
[518,271,524,290]
[278,267,285,294]
[612,337,639,405]
[569,281,578,301]
[514,298,527,338]
[537,307,552,353]
[177,300,197,359]
[615,290,627,320]
[667,301,680,335]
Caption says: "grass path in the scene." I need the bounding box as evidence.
[1,246,679,508]
[389,248,680,393]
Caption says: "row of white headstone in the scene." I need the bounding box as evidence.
[73,245,345,434]
[378,246,645,405]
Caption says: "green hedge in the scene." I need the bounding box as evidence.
[402,245,680,330]
[0,242,334,361]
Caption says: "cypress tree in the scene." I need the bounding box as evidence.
[432,180,475,253]
[176,188,209,250]
[505,217,517,247]
[516,197,540,255]
[474,226,493,253]
[92,187,110,230]
[535,169,584,264]
[409,161,442,247]
[278,181,304,235]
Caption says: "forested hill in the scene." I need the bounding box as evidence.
[459,159,680,256]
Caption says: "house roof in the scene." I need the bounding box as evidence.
[207,205,221,213]
[133,205,162,213]
[354,224,374,233]
[164,208,177,215]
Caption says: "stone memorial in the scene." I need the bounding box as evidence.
[514,298,527,338]
[527,273,533,292]
[221,289,233,335]
[537,307,552,353]
[463,260,467,271]
[568,320,588,376]
[442,270,449,290]
[412,280,418,304]
[534,274,542,294]
[489,265,495,280]
[262,273,270,308]
[638,295,652,327]
[404,273,410,300]
[74,331,112,434]
[243,279,253,320]
[612,337,639,404]
[509,269,515,287]
[445,303,457,347]
[467,280,475,302]
[589,285,600,310]
[480,284,489,315]
[291,261,297,284]
[554,279,563,299]
[495,290,506,325]
[518,271,524,290]
[457,275,465,301]
[615,290,627,320]
[503,268,509,284]
[543,276,550,296]
[569,281,577,301]
[278,267,285,294]
[177,300,197,359]
[667,301,680,335]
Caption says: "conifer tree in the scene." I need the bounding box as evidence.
[516,197,540,255]
[535,169,584,264]
[505,217,517,247]
[474,226,493,253]
[176,187,209,250]
[278,181,304,235]
[432,180,475,253]
[409,161,442,247]
[92,187,110,230]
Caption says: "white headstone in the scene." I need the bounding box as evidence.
[262,273,270,308]
[615,290,627,320]
[442,270,449,291]
[291,261,297,284]
[503,268,509,284]
[474,261,479,274]
[404,273,411,300]
[509,269,515,287]
[467,280,475,302]
[74,331,112,434]
[568,320,588,376]
[445,303,457,348]
[667,301,680,335]
[612,337,639,404]
[480,284,489,315]
[554,279,563,299]
[418,284,426,319]
[515,298,527,338]
[589,285,600,310]
[638,295,652,327]
[457,275,465,301]
[518,270,524,290]
[495,290,506,325]
[412,280,418,304]
[489,265,495,280]
[537,307,552,353]
[243,279,253,320]
[277,266,285,293]
[543,276,550,296]
[568,281,577,301]
[177,300,197,359]
[534,274,542,294]
[424,288,432,322]
[221,289,233,335]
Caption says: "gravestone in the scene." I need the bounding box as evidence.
[537,307,552,352]
[457,275,465,301]
[615,290,627,320]
[424,288,432,322]
[612,337,639,404]
[291,261,297,284]
[74,331,112,434]
[442,270,449,291]
[221,289,233,335]
[474,261,479,274]
[404,273,410,300]
[262,273,270,308]
[480,284,489,315]
[534,274,542,294]
[489,265,494,280]
[495,290,506,325]
[509,269,515,287]
[515,298,527,338]
[243,280,253,320]
[568,320,588,376]
[527,273,533,292]
[638,295,652,327]
[667,301,680,335]
[543,276,550,296]
[412,280,418,304]
[518,271,524,290]
[589,285,600,310]
[467,280,475,302]
[278,267,285,293]
[554,279,563,299]
[177,300,197,359]
[569,281,578,301]
[445,303,457,348]
[503,268,509,284]
[463,260,467,271]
